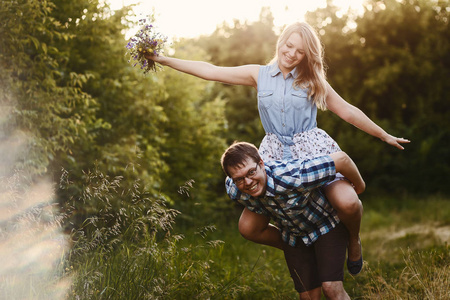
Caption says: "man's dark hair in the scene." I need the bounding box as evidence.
[220,141,261,177]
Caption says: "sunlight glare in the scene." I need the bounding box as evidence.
[108,0,365,39]
[0,102,70,300]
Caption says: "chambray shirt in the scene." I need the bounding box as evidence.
[257,64,318,156]
[225,155,339,247]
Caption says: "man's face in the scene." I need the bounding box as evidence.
[228,157,267,197]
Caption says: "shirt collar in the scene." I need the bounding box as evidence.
[262,165,276,198]
[269,63,298,79]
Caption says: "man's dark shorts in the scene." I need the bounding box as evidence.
[283,223,349,293]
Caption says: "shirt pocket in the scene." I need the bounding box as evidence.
[258,90,274,109]
[291,90,309,110]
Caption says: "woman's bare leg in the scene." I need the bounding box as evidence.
[324,180,363,262]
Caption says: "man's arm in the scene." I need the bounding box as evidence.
[329,152,366,194]
[239,208,285,250]
[225,178,285,250]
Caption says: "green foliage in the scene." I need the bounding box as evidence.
[0,0,98,175]
[45,1,171,197]
[1,0,164,224]
[153,41,228,211]
[1,0,229,228]
[305,0,450,193]
[196,7,278,146]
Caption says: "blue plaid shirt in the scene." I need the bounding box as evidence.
[225,155,339,247]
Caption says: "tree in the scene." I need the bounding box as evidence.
[152,40,229,221]
[196,7,278,146]
[0,0,98,176]
[1,0,233,228]
[306,0,450,193]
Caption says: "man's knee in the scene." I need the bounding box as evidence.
[238,216,260,240]
[238,209,271,241]
[321,281,347,299]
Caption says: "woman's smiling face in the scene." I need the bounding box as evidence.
[278,32,306,75]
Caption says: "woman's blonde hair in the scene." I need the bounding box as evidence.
[270,22,328,110]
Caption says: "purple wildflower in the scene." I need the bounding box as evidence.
[125,16,167,74]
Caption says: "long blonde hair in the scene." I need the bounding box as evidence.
[270,22,328,110]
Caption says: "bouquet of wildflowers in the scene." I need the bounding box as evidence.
[126,17,167,74]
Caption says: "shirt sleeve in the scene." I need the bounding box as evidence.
[224,177,270,216]
[270,155,336,193]
[225,177,246,200]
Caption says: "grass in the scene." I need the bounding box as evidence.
[350,246,449,299]
[65,192,449,299]
[1,168,449,299]
[345,193,450,299]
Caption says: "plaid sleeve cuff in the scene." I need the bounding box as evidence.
[225,177,270,216]
[270,155,336,193]
[225,177,250,201]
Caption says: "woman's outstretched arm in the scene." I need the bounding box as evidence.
[146,54,260,88]
[325,83,410,150]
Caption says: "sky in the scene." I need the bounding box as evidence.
[108,0,366,39]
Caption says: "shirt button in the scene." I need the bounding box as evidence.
[281,109,284,113]
[282,123,286,127]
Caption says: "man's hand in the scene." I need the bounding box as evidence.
[329,152,365,194]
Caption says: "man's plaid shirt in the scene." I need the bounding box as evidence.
[225,155,340,247]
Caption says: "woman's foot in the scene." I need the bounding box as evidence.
[347,238,363,275]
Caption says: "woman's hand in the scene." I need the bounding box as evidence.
[352,180,366,195]
[381,134,410,150]
[144,52,163,63]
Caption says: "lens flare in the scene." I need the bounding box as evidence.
[0,104,70,299]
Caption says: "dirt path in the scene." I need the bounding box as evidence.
[366,222,450,243]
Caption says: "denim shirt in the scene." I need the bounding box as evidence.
[257,64,318,147]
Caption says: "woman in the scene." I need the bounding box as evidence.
[145,22,409,276]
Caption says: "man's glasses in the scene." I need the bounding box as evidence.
[232,163,259,185]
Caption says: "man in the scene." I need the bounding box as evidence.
[220,141,365,300]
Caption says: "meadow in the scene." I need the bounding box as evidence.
[65,192,450,299]
[2,173,447,300]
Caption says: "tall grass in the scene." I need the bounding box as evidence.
[345,194,450,299]
[2,164,448,299]
[62,166,301,299]
[359,246,449,299]
[62,168,259,299]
